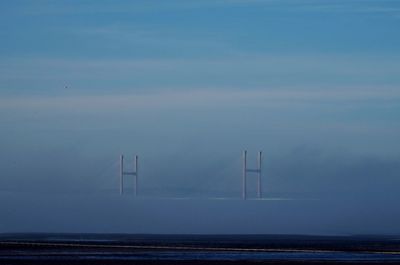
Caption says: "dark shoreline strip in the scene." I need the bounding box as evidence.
[1,259,400,265]
[2,241,400,255]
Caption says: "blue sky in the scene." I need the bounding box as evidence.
[1,1,400,200]
[1,0,400,93]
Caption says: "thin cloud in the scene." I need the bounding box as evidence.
[13,0,400,17]
[2,54,399,81]
[1,87,399,112]
[72,26,231,55]
[292,0,400,17]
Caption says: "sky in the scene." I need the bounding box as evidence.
[1,0,400,234]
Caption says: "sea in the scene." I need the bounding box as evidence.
[1,234,400,264]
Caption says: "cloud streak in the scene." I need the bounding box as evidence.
[1,87,399,112]
[1,53,399,92]
[13,0,400,17]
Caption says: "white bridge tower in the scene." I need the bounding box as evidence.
[242,150,262,199]
[119,155,138,196]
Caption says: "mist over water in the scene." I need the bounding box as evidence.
[1,136,400,235]
[1,93,399,235]
[1,192,399,235]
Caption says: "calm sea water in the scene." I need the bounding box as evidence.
[2,234,400,262]
[3,250,400,262]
